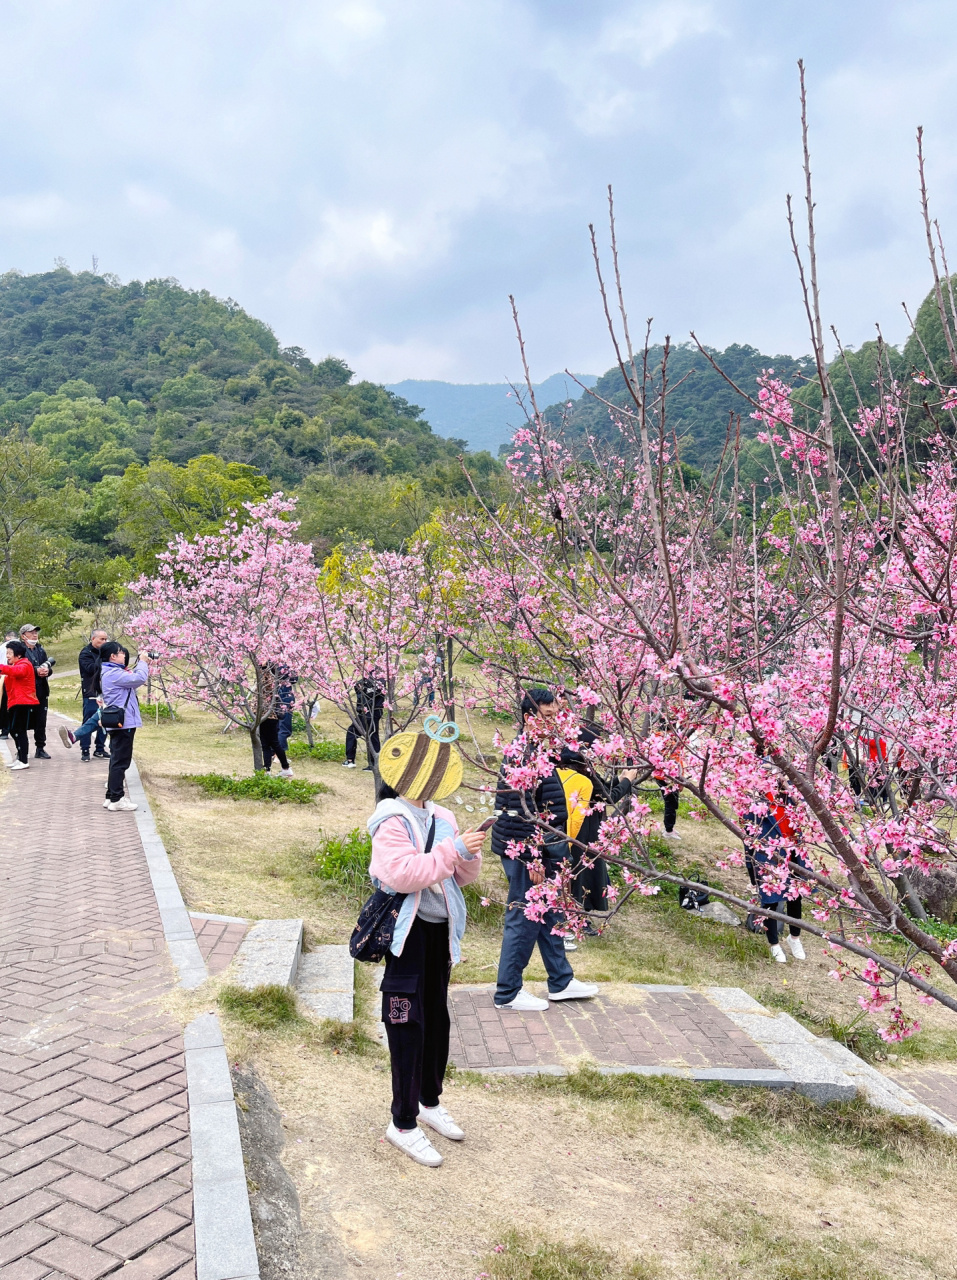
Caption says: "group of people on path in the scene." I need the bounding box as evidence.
[1,624,150,812]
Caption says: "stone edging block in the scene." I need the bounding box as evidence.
[234,919,304,989]
[296,945,354,1021]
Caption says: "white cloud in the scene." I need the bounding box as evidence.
[598,0,719,66]
[0,193,71,232]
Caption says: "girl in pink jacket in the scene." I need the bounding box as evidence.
[368,721,488,1168]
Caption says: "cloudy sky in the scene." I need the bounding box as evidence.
[0,0,955,383]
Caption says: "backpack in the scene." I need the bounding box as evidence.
[556,767,594,841]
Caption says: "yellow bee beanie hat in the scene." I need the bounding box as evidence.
[378,715,463,802]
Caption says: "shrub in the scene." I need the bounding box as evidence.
[219,984,300,1029]
[140,701,176,721]
[314,828,373,899]
[288,739,347,762]
[184,772,329,803]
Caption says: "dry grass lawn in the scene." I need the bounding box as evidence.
[41,661,957,1280]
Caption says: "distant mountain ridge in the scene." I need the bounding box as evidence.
[385,372,599,454]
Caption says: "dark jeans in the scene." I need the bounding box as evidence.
[0,688,8,735]
[382,917,451,1130]
[9,705,32,763]
[764,898,802,947]
[106,728,135,801]
[30,701,48,751]
[345,712,381,764]
[259,718,289,771]
[495,857,574,1004]
[277,710,293,752]
[659,783,678,832]
[77,696,106,755]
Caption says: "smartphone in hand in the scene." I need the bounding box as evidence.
[476,816,496,832]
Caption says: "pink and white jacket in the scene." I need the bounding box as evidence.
[367,799,482,961]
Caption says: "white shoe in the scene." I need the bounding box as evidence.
[662,827,681,841]
[278,768,293,778]
[494,989,549,1012]
[58,727,75,749]
[787,936,806,960]
[342,761,356,769]
[418,1103,464,1141]
[549,979,598,1001]
[385,1122,443,1167]
[105,797,138,812]
[563,939,578,952]
[769,944,787,963]
[9,761,29,771]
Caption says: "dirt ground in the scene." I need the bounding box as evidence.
[42,668,957,1279]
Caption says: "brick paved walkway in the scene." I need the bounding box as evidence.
[187,918,247,977]
[448,985,777,1072]
[0,747,196,1280]
[887,1068,957,1124]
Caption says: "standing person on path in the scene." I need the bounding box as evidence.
[274,664,298,757]
[62,629,109,761]
[492,688,598,1011]
[344,675,384,770]
[19,624,54,758]
[745,786,807,964]
[259,664,293,777]
[368,720,487,1168]
[0,639,39,770]
[0,630,16,740]
[99,642,149,812]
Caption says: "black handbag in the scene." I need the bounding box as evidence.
[100,689,133,730]
[349,817,435,963]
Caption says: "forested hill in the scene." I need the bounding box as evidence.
[540,342,817,471]
[0,268,471,487]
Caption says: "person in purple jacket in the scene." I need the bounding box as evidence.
[98,642,149,812]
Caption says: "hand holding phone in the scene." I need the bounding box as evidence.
[476,815,496,832]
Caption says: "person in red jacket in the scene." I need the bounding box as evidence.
[0,639,39,769]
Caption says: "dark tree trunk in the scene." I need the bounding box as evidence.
[250,725,265,772]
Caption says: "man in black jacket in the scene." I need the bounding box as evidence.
[19,624,55,758]
[343,676,384,770]
[492,687,599,1012]
[76,629,109,761]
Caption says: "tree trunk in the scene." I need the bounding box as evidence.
[250,725,265,772]
[303,697,317,746]
[446,636,455,721]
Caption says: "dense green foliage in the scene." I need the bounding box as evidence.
[0,268,503,631]
[183,772,330,803]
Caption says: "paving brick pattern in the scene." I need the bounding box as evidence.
[187,918,247,976]
[0,746,195,1280]
[887,1068,957,1124]
[448,985,777,1071]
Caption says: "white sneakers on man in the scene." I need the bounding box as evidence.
[105,797,138,812]
[418,1103,465,1140]
[495,988,549,1012]
[385,1121,443,1167]
[769,944,787,963]
[549,979,599,1001]
[9,761,28,771]
[278,767,294,778]
[787,936,806,960]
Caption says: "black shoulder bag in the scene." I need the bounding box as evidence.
[100,688,133,730]
[349,817,435,963]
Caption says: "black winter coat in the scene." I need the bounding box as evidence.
[79,644,102,698]
[24,644,54,702]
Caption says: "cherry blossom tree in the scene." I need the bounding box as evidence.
[128,494,318,771]
[445,70,957,1033]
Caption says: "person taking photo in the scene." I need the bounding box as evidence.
[98,642,149,812]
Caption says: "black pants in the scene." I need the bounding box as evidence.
[382,917,450,1130]
[0,687,8,735]
[259,718,288,771]
[8,706,32,763]
[106,728,135,801]
[764,898,802,946]
[346,712,381,765]
[658,783,678,832]
[30,700,48,751]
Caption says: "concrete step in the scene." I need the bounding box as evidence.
[296,945,354,1022]
[233,918,303,989]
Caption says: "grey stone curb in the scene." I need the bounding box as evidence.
[296,945,354,1022]
[190,911,250,924]
[186,1013,261,1280]
[126,760,209,991]
[459,1063,795,1085]
[234,919,303,990]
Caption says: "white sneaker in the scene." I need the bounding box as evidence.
[58,727,75,749]
[563,939,578,952]
[769,944,787,963]
[9,761,29,771]
[278,767,293,778]
[662,827,681,841]
[495,989,549,1012]
[342,761,356,769]
[787,936,806,960]
[549,979,599,1001]
[385,1121,443,1167]
[106,797,138,812]
[418,1103,464,1140]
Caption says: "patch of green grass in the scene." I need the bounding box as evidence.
[140,701,176,721]
[288,739,347,762]
[219,984,301,1030]
[184,772,330,803]
[480,1228,663,1280]
[527,1064,950,1159]
[313,827,372,901]
[698,1205,890,1279]
[316,1017,378,1056]
[463,881,505,925]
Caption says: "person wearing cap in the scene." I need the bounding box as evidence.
[0,630,17,740]
[18,625,55,758]
[367,717,488,1168]
[0,639,40,769]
